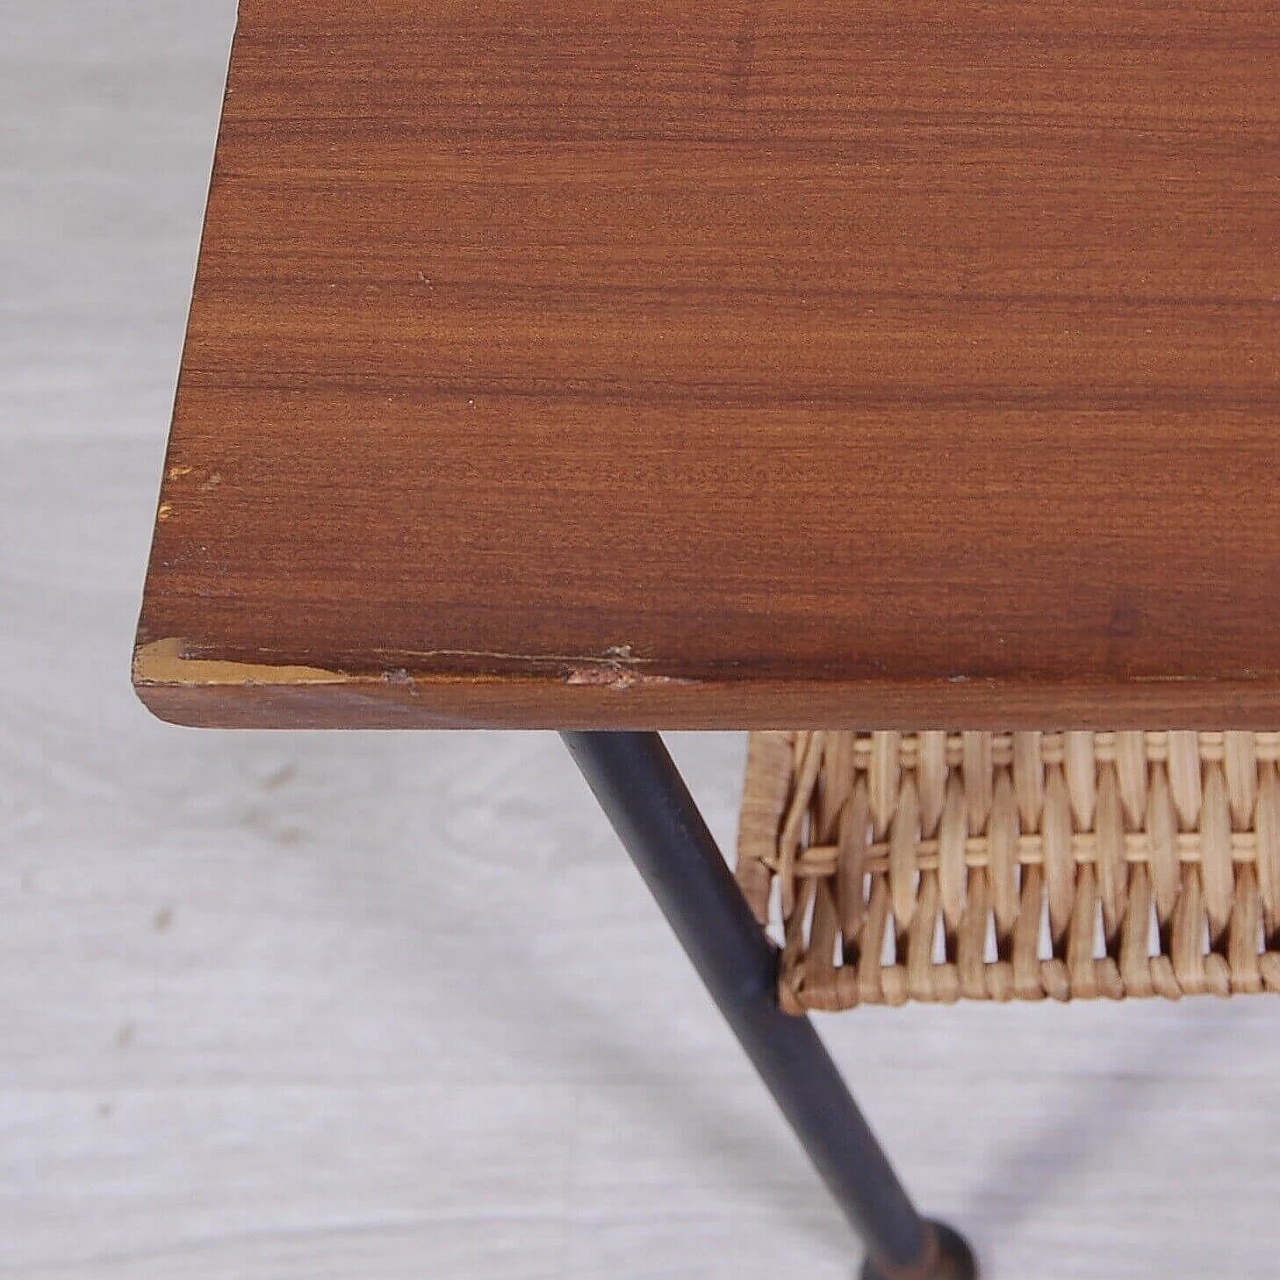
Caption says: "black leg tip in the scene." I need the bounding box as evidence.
[859,1220,979,1280]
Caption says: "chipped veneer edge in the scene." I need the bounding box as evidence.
[131,637,696,692]
[133,638,348,687]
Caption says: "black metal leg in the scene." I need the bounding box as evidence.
[563,731,977,1280]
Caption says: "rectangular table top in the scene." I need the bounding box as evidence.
[135,0,1280,730]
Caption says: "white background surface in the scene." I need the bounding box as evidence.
[5,4,1280,1276]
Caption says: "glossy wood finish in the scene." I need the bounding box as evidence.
[136,0,1280,729]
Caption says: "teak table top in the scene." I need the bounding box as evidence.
[135,1,1280,730]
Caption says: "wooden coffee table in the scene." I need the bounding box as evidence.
[135,4,1280,1276]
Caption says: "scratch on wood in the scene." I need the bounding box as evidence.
[134,638,699,692]
[368,642,696,688]
[366,644,667,667]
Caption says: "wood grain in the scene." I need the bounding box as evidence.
[136,0,1280,728]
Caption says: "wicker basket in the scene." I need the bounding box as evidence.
[736,731,1280,1011]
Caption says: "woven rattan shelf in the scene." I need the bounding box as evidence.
[736,731,1280,1011]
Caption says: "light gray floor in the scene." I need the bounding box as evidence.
[5,6,1280,1277]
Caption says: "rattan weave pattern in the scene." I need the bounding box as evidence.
[736,731,1280,1011]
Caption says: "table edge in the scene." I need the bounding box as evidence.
[133,637,1280,730]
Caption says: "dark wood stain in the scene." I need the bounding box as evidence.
[136,0,1280,729]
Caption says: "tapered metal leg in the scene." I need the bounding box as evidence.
[563,731,977,1280]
